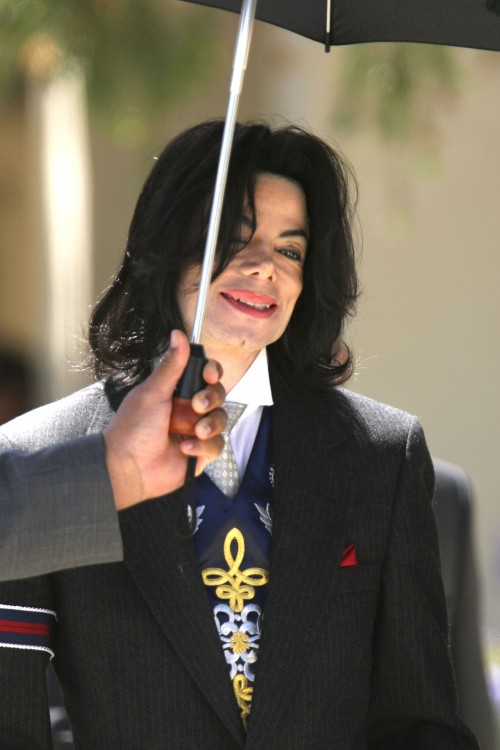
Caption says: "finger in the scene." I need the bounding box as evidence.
[191,382,226,415]
[142,330,190,400]
[202,357,224,386]
[179,434,225,471]
[192,407,227,439]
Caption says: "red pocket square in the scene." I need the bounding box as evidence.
[340,543,358,568]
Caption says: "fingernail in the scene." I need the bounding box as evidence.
[170,330,179,350]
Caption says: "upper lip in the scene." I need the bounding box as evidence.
[221,289,277,307]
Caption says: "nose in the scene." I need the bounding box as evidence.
[239,240,276,281]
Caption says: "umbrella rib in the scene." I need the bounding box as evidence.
[325,0,332,52]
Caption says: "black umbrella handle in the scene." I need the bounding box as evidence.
[170,344,208,436]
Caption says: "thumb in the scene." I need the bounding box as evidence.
[145,329,190,400]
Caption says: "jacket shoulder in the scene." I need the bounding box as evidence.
[333,387,417,443]
[331,388,432,492]
[0,382,113,452]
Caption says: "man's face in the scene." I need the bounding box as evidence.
[178,173,309,367]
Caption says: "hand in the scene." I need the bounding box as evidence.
[103,330,226,510]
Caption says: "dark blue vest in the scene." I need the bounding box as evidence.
[191,408,273,727]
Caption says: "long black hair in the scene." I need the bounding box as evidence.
[88,119,359,392]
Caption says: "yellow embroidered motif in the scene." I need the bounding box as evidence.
[233,674,252,728]
[230,631,250,654]
[202,528,268,613]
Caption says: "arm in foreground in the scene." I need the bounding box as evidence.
[0,331,225,581]
[365,418,480,750]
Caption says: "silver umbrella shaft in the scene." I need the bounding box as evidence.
[190,0,258,344]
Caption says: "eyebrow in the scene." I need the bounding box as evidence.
[279,229,309,241]
[239,216,309,241]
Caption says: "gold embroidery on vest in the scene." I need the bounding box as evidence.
[202,528,268,613]
[233,674,252,729]
[203,527,268,727]
[230,631,250,654]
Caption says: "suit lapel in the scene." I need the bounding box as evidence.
[119,491,246,747]
[246,388,359,748]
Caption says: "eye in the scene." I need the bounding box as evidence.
[277,246,303,262]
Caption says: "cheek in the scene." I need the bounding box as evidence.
[289,276,304,306]
[280,280,303,330]
[178,289,197,327]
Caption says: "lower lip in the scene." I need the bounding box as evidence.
[221,295,276,318]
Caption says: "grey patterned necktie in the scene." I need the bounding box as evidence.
[205,402,246,499]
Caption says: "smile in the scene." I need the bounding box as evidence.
[223,294,271,310]
[221,290,277,317]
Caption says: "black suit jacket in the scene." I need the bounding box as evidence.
[0,383,478,749]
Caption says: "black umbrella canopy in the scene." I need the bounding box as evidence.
[184,0,500,52]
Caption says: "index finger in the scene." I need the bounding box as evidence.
[202,358,223,386]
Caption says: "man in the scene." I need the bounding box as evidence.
[0,120,478,748]
[0,336,226,580]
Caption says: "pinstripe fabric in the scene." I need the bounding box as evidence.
[0,386,122,581]
[0,382,479,749]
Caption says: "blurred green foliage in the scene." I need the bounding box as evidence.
[0,2,468,149]
[0,0,216,143]
[333,43,462,143]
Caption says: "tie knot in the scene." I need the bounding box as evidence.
[224,402,246,433]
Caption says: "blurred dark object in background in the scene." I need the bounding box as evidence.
[47,666,74,749]
[0,347,35,426]
[433,458,498,750]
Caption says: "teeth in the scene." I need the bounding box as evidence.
[240,300,271,310]
[226,294,271,310]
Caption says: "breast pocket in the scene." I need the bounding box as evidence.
[330,562,380,596]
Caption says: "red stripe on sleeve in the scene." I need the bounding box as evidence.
[0,620,52,636]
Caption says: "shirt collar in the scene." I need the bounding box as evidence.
[226,348,273,407]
